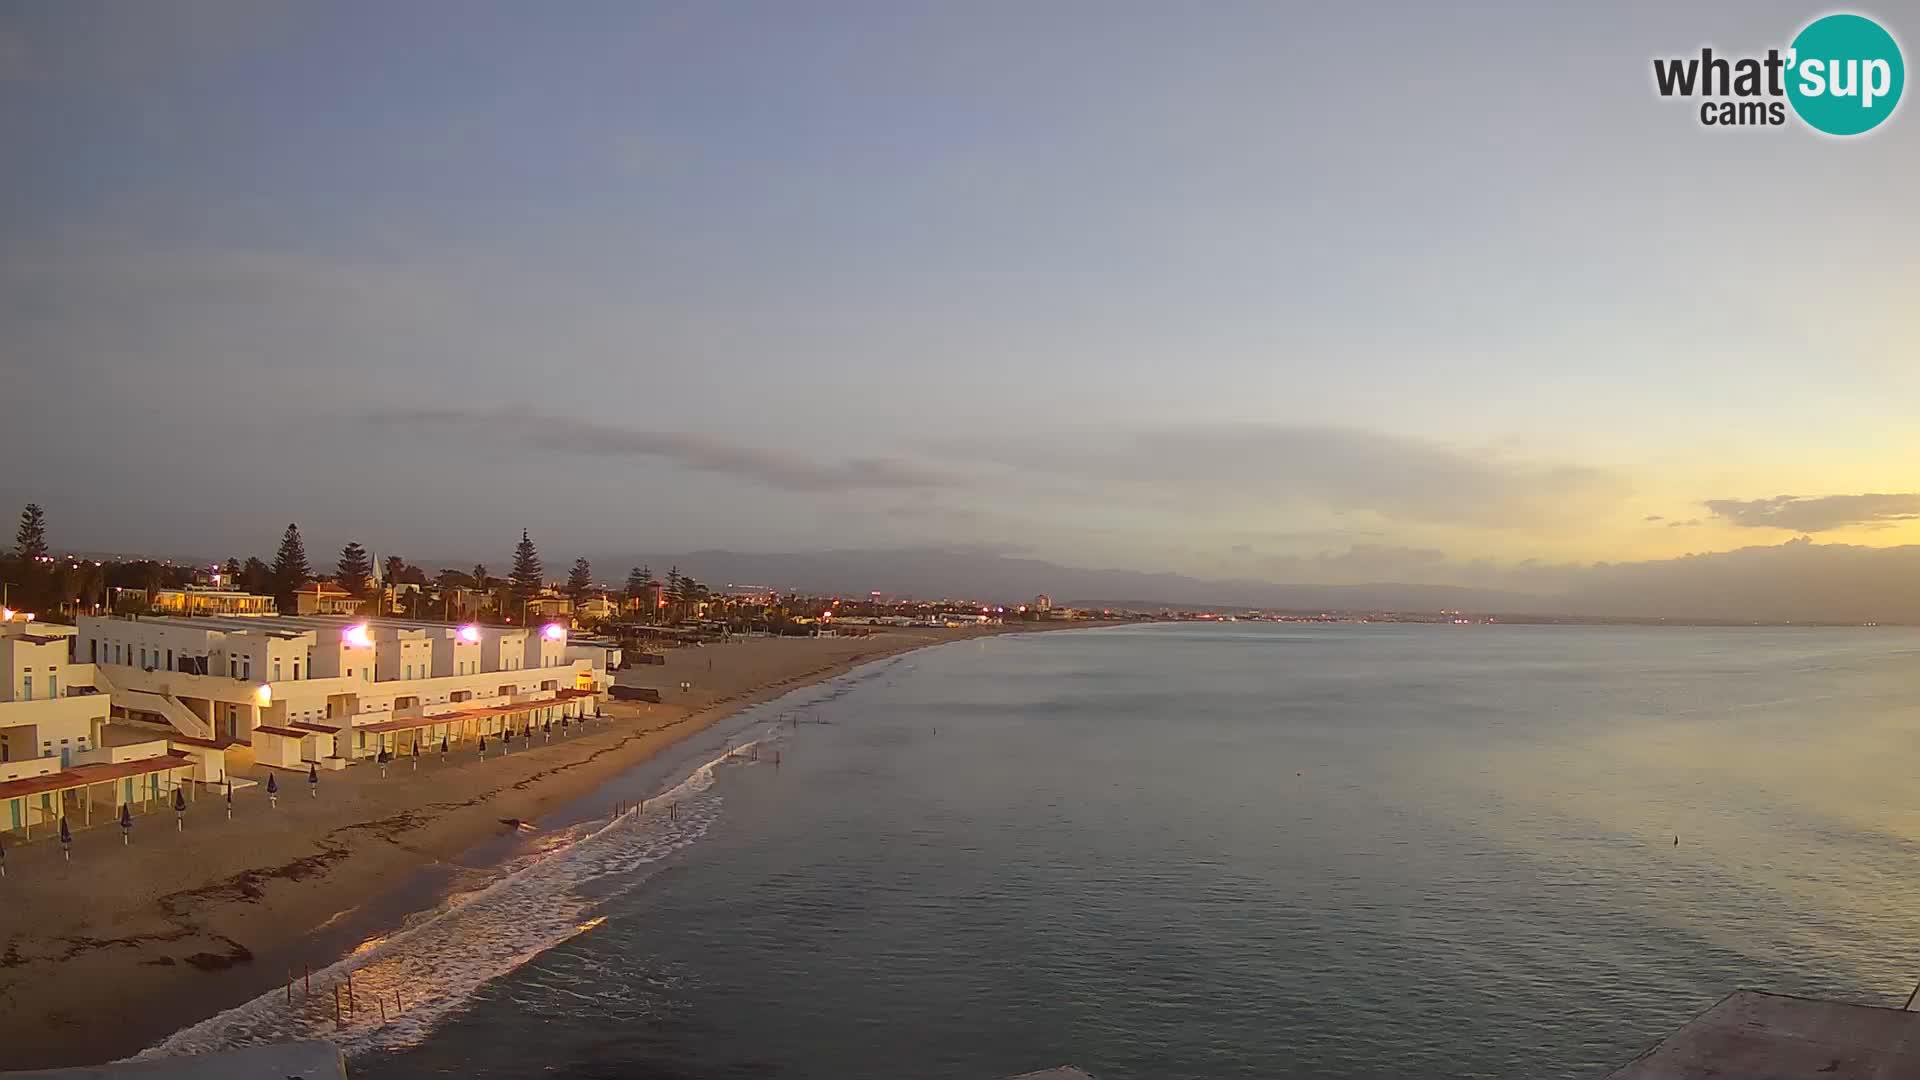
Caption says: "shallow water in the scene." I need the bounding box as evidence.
[168,624,1920,1078]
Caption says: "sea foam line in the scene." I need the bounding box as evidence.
[136,733,777,1060]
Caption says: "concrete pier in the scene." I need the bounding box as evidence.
[2,1041,347,1080]
[1607,990,1920,1079]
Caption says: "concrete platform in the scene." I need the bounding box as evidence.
[3,1041,346,1079]
[1607,990,1920,1079]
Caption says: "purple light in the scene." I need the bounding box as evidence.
[542,623,566,641]
[343,623,372,648]
[458,624,481,643]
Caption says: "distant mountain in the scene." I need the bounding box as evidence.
[577,546,1554,614]
[564,540,1920,624]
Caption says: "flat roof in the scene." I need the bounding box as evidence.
[0,751,193,802]
[252,726,310,738]
[357,688,595,736]
[1607,990,1920,1079]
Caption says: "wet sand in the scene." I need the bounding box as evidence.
[0,625,1084,1068]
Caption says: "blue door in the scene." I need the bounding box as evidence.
[59,745,70,768]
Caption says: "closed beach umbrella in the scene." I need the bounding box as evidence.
[440,734,449,758]
[1,835,7,878]
[120,802,133,844]
[59,816,72,861]
[308,763,318,797]
[225,779,233,819]
[543,718,551,741]
[266,771,279,807]
[478,734,487,758]
[173,786,186,830]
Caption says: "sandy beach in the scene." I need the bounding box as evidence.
[0,624,1083,1069]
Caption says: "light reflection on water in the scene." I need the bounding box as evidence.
[158,625,1920,1079]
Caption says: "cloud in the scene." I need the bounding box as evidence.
[373,407,960,493]
[1666,518,1701,528]
[1703,493,1920,532]
[1644,514,1664,522]
[0,25,29,81]
[960,424,1629,531]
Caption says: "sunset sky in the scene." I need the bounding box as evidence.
[3,2,1916,589]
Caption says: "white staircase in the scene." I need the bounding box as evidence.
[94,667,214,739]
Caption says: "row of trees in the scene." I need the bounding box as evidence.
[3,504,197,616]
[4,503,721,627]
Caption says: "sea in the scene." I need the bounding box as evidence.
[144,622,1920,1078]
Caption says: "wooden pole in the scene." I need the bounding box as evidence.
[305,964,311,994]
[347,970,355,1012]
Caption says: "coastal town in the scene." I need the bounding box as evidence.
[1,504,1134,856]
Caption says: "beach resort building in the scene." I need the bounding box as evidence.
[2,618,197,838]
[74,613,609,772]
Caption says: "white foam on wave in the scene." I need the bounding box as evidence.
[135,733,781,1060]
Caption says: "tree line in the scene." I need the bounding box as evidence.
[2,504,713,627]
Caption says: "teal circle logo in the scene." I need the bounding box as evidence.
[1786,13,1904,135]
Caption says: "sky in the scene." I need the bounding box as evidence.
[2,1,1916,593]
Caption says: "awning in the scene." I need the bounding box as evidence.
[0,751,195,802]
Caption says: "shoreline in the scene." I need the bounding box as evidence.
[0,622,1106,1069]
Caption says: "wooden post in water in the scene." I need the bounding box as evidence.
[396,987,403,1014]
[333,984,342,1023]
[347,970,355,1012]
[305,964,311,995]
[285,971,292,1003]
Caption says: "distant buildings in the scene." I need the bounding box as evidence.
[1033,594,1053,612]
[294,582,361,616]
[152,587,277,618]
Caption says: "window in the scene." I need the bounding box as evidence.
[274,661,282,682]
[293,660,300,680]
[242,657,251,680]
[22,676,31,700]
[167,649,173,669]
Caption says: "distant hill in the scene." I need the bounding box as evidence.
[580,546,1555,613]
[571,541,1920,624]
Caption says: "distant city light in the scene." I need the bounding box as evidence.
[458,624,481,643]
[542,623,567,641]
[256,684,273,705]
[343,623,373,647]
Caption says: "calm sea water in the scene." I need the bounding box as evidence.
[173,624,1920,1078]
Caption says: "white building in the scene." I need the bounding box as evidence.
[3,619,195,838]
[75,613,610,771]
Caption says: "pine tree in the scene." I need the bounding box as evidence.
[625,566,648,599]
[337,542,373,597]
[471,564,489,591]
[566,558,593,603]
[271,523,312,610]
[384,556,406,587]
[223,558,242,585]
[510,530,543,602]
[14,503,48,561]
[241,557,272,595]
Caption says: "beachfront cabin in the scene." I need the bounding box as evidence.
[0,738,196,841]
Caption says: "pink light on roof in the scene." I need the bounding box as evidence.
[343,623,372,648]
[542,623,567,641]
[458,624,482,643]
